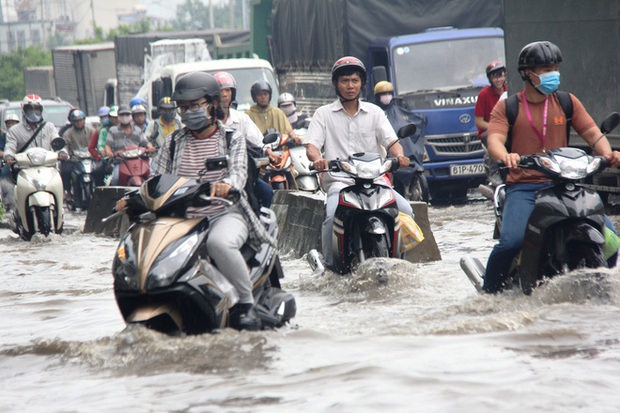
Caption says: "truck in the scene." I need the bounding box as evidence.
[367,27,505,201]
[502,0,620,206]
[23,66,56,98]
[51,43,116,116]
[263,0,504,201]
[148,58,279,116]
[114,30,251,109]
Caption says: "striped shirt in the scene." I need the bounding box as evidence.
[178,131,226,218]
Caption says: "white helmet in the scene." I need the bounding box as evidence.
[5,113,20,123]
[22,94,43,107]
[21,94,44,123]
[277,92,296,108]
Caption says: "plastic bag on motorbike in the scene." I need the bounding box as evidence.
[398,212,424,253]
[603,227,620,260]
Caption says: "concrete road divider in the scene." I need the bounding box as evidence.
[85,187,441,263]
[271,190,441,263]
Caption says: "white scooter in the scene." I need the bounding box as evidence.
[289,128,323,193]
[9,138,66,240]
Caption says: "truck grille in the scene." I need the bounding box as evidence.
[426,134,484,156]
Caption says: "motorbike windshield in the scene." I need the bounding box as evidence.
[392,37,505,97]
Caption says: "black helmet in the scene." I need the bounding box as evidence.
[250,80,272,102]
[171,71,221,103]
[157,96,175,109]
[518,41,562,79]
[331,56,367,85]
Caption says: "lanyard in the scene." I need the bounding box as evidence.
[521,90,549,152]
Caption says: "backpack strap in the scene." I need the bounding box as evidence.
[504,91,573,152]
[504,94,519,153]
[556,91,573,146]
[167,128,183,171]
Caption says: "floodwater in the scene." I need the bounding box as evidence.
[1,199,620,412]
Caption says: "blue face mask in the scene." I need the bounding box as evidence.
[533,71,560,95]
[101,118,111,127]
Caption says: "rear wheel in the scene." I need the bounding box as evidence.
[364,233,390,259]
[568,243,608,270]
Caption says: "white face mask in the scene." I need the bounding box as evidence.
[379,94,393,105]
[280,104,296,116]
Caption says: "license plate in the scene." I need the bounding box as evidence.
[450,163,485,176]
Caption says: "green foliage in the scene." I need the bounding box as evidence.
[173,0,244,30]
[0,47,52,101]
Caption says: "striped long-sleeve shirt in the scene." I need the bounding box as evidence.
[150,122,275,248]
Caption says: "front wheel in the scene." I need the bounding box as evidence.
[34,206,52,236]
[405,173,430,202]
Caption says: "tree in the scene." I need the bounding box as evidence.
[0,47,52,101]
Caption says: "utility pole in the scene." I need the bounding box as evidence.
[90,0,96,37]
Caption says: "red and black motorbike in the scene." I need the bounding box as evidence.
[114,145,150,187]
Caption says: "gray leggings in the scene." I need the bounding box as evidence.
[206,211,253,304]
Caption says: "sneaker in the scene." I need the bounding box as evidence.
[235,303,262,331]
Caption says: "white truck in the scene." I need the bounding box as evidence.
[148,58,279,116]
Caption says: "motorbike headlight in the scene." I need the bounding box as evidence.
[539,156,561,175]
[556,155,589,179]
[147,233,200,289]
[354,158,382,179]
[27,150,47,166]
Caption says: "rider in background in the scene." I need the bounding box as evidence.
[145,97,182,149]
[373,80,395,111]
[475,61,508,139]
[214,71,275,208]
[62,109,95,202]
[483,41,620,293]
[246,80,301,143]
[277,92,308,130]
[0,113,19,202]
[104,105,153,186]
[89,105,116,186]
[131,104,149,133]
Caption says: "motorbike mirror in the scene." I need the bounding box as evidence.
[51,137,66,151]
[397,124,417,139]
[600,112,620,134]
[205,156,229,171]
[263,132,279,145]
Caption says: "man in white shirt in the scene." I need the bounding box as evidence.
[213,71,275,208]
[304,56,414,268]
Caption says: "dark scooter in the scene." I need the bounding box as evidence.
[67,147,95,211]
[461,112,620,294]
[108,157,296,334]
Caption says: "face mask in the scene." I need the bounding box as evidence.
[380,95,393,105]
[119,114,132,125]
[101,118,111,127]
[161,112,175,122]
[280,104,296,116]
[181,107,211,131]
[533,71,560,95]
[23,107,43,124]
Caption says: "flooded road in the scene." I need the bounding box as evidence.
[1,200,620,412]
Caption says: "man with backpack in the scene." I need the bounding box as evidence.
[483,41,620,293]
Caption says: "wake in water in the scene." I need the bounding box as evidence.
[0,324,281,376]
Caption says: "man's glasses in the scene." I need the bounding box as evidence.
[176,100,208,113]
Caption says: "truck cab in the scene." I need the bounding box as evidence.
[149,58,279,118]
[368,27,505,201]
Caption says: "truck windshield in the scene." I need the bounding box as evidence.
[393,37,505,95]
